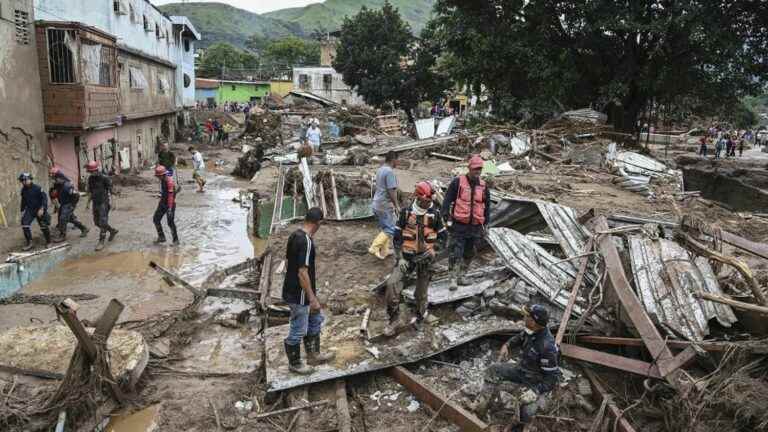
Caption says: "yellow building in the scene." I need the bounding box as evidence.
[270,80,294,97]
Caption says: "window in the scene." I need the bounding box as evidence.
[157,73,168,94]
[322,74,332,91]
[183,73,191,88]
[47,28,76,83]
[143,16,150,32]
[183,38,190,52]
[155,23,160,39]
[129,66,147,89]
[14,9,30,45]
[81,42,115,86]
[299,74,309,90]
[98,47,114,86]
[129,5,135,23]
[113,0,127,15]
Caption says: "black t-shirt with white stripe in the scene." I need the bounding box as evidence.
[282,228,317,305]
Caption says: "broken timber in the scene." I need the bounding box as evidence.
[581,367,637,432]
[388,366,488,432]
[372,134,459,155]
[576,336,737,352]
[695,292,768,315]
[560,343,662,379]
[330,169,342,220]
[555,239,594,345]
[335,380,352,432]
[149,261,204,298]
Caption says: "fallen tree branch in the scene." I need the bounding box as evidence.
[695,292,768,315]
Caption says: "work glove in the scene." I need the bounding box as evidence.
[398,258,409,273]
[520,389,538,405]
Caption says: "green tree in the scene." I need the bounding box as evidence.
[428,0,768,131]
[264,36,320,67]
[197,43,259,78]
[333,2,450,118]
[245,34,271,54]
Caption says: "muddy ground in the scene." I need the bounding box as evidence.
[3,137,768,431]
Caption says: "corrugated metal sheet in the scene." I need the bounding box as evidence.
[612,167,652,196]
[435,116,455,136]
[563,108,607,124]
[606,143,673,178]
[299,157,316,208]
[627,235,737,341]
[415,118,436,140]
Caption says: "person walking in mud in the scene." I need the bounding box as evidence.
[368,151,400,259]
[18,172,52,251]
[152,165,179,245]
[189,146,206,193]
[282,208,335,375]
[157,142,177,178]
[49,166,88,243]
[384,181,447,335]
[85,161,118,251]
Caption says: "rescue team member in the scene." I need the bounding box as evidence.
[85,161,118,251]
[153,165,179,245]
[282,208,336,375]
[482,305,561,430]
[369,151,400,259]
[441,155,491,290]
[50,166,88,243]
[385,182,447,335]
[18,173,52,251]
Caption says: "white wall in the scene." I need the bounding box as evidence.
[292,66,366,106]
[170,17,197,108]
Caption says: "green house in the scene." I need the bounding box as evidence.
[195,79,271,105]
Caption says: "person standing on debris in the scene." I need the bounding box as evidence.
[715,136,724,159]
[698,136,708,157]
[152,165,179,245]
[85,161,118,251]
[477,304,560,430]
[369,151,400,259]
[282,208,336,375]
[385,182,447,334]
[157,142,177,178]
[18,172,52,251]
[212,119,223,145]
[306,121,322,153]
[189,146,206,193]
[205,118,215,144]
[49,166,88,243]
[441,155,491,291]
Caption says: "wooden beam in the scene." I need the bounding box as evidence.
[560,344,662,379]
[206,288,260,301]
[330,169,342,220]
[388,366,488,432]
[249,399,329,420]
[94,299,124,340]
[581,367,637,432]
[595,217,684,386]
[556,239,593,345]
[576,336,732,352]
[259,252,273,312]
[335,380,351,432]
[695,291,768,315]
[149,261,204,298]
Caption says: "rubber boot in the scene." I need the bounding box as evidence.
[457,261,472,286]
[95,239,105,251]
[108,228,119,242]
[285,341,314,375]
[368,232,387,259]
[383,306,400,337]
[53,232,67,243]
[79,226,89,238]
[22,229,33,251]
[42,228,52,248]
[450,265,460,291]
[304,334,335,366]
[380,234,393,258]
[22,239,33,252]
[155,234,167,244]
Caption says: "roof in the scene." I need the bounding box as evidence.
[195,79,220,89]
[169,16,201,41]
[287,91,337,107]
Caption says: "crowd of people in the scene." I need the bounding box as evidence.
[697,126,755,159]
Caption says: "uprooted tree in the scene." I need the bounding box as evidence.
[333,1,450,120]
[428,0,768,131]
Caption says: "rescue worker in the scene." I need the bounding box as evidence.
[152,165,178,245]
[50,166,88,242]
[369,151,400,259]
[478,305,561,430]
[85,161,118,251]
[282,208,336,375]
[385,182,447,335]
[18,172,52,251]
[441,155,491,290]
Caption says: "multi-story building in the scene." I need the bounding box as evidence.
[0,0,49,224]
[34,0,199,183]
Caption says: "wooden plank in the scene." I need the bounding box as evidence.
[330,170,342,220]
[388,366,488,432]
[249,399,329,419]
[555,239,593,345]
[206,288,260,301]
[259,252,273,311]
[335,380,351,432]
[576,336,731,352]
[93,299,124,340]
[560,344,662,379]
[318,178,328,218]
[594,217,682,384]
[664,346,698,373]
[0,365,64,380]
[695,291,768,315]
[149,261,204,298]
[581,367,638,432]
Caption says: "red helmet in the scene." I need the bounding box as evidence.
[468,155,484,170]
[85,161,99,172]
[414,181,432,199]
[49,166,62,176]
[154,165,168,176]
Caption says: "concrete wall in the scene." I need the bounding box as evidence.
[195,88,217,104]
[0,0,49,225]
[170,17,197,108]
[118,50,176,120]
[49,134,79,182]
[217,82,270,104]
[292,66,365,106]
[270,80,293,97]
[115,115,175,171]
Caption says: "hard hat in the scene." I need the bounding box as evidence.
[414,181,433,199]
[49,166,62,176]
[85,161,99,172]
[468,155,484,170]
[523,304,549,326]
[154,165,168,177]
[18,172,32,182]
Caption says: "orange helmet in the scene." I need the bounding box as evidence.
[414,181,432,199]
[85,161,99,172]
[468,155,484,170]
[154,165,168,176]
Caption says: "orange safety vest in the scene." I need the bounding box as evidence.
[452,175,486,225]
[402,210,439,255]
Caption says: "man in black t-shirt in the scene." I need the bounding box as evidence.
[282,207,336,375]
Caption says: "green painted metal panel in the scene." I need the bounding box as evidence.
[217,82,271,104]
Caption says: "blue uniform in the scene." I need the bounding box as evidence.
[20,183,52,245]
[51,173,87,237]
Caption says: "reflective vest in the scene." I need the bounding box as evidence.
[453,175,486,225]
[402,210,439,255]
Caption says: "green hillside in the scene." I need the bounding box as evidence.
[265,0,435,34]
[157,2,304,49]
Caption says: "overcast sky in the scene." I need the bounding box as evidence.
[151,0,322,14]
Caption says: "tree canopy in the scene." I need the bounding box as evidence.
[197,43,259,78]
[428,0,768,131]
[333,2,450,116]
[263,36,320,67]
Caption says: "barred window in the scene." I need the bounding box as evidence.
[47,28,77,83]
